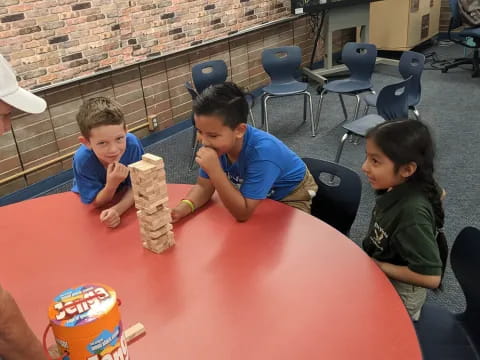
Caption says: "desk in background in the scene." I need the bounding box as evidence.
[369,0,442,51]
[291,0,397,84]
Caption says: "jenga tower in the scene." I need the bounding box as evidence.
[128,153,175,253]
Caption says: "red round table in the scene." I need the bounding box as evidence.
[0,184,421,359]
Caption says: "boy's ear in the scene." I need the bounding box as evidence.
[78,135,91,149]
[399,161,417,179]
[234,123,247,138]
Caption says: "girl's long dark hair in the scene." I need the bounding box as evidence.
[366,120,448,288]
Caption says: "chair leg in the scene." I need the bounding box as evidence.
[261,93,266,129]
[339,94,348,121]
[249,107,256,128]
[303,93,307,123]
[334,132,349,164]
[189,138,200,170]
[264,95,271,133]
[305,92,315,137]
[352,95,361,121]
[363,104,370,116]
[191,123,196,149]
[315,89,327,133]
[473,49,479,78]
[412,107,421,121]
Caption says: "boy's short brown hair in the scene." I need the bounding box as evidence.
[76,97,125,138]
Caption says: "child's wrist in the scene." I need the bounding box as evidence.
[180,199,195,213]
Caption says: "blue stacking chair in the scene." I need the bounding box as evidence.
[261,46,315,136]
[363,51,425,120]
[192,60,228,93]
[334,76,410,164]
[315,43,377,135]
[415,226,480,360]
[303,157,362,236]
[442,0,480,77]
[187,60,256,169]
[191,60,255,126]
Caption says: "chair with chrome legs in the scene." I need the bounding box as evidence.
[334,77,411,164]
[187,60,256,170]
[314,42,377,135]
[363,51,425,120]
[185,81,199,170]
[261,46,315,136]
[192,60,256,127]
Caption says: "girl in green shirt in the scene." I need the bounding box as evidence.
[362,120,448,321]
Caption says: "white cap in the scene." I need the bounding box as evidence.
[0,54,47,114]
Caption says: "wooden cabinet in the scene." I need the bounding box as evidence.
[369,0,441,51]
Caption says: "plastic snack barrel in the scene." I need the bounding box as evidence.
[44,284,129,360]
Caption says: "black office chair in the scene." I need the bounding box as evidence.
[415,226,480,360]
[302,157,361,236]
[442,0,480,77]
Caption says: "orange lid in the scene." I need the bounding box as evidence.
[48,284,117,328]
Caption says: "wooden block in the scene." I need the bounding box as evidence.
[145,235,175,253]
[137,208,171,225]
[133,196,168,211]
[142,199,169,214]
[147,230,174,244]
[146,223,173,239]
[128,160,156,172]
[142,153,164,167]
[125,322,146,344]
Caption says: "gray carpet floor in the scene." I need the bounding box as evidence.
[43,42,479,314]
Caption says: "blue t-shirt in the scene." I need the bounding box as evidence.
[199,125,306,200]
[71,133,145,204]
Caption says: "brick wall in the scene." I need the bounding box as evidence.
[0,0,293,90]
[0,14,355,196]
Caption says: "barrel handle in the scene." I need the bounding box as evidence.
[42,323,63,360]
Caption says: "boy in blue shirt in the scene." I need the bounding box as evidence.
[172,82,317,222]
[72,97,144,228]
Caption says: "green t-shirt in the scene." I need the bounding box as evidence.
[362,182,442,276]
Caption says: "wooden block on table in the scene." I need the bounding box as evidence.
[125,322,146,344]
[142,153,164,167]
[137,208,171,226]
[142,223,173,239]
[129,160,156,173]
[145,235,175,253]
[134,196,168,212]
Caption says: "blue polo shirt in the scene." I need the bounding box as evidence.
[71,133,144,204]
[199,125,305,200]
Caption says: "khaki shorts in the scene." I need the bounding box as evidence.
[391,279,427,321]
[279,168,318,214]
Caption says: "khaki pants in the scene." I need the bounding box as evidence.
[279,168,318,214]
[391,279,427,321]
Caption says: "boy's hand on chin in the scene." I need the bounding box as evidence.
[106,162,129,187]
[196,147,221,175]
